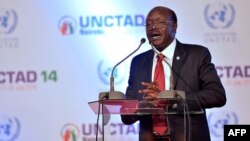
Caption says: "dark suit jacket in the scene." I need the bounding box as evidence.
[121,40,226,141]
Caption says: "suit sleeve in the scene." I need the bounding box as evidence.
[187,47,226,108]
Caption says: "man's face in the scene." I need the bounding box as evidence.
[146,10,176,51]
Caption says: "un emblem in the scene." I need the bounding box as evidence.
[0,8,18,34]
[0,114,21,141]
[98,60,127,86]
[204,2,235,29]
[208,110,238,138]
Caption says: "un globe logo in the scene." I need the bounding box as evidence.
[0,8,18,34]
[98,60,127,86]
[0,115,21,141]
[204,2,235,29]
[208,111,238,138]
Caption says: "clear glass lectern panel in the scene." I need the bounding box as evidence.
[88,98,203,115]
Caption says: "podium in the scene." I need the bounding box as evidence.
[88,98,203,141]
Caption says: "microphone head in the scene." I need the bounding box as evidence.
[141,38,146,44]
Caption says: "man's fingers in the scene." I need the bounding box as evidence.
[141,82,159,90]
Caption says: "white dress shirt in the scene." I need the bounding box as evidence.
[151,39,176,90]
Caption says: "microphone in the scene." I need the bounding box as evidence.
[150,43,186,99]
[99,38,146,100]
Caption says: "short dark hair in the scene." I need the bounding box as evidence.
[149,6,178,24]
[168,8,177,24]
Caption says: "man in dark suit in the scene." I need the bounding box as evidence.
[121,6,226,141]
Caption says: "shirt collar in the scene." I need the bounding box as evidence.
[154,39,176,60]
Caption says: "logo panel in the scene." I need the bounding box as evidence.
[58,16,77,36]
[0,114,21,141]
[203,2,237,44]
[98,60,127,86]
[0,8,17,34]
[58,14,145,36]
[61,123,80,141]
[208,111,238,138]
[204,3,235,29]
[0,7,18,49]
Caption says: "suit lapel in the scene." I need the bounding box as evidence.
[172,40,187,89]
[135,50,154,99]
[143,50,154,83]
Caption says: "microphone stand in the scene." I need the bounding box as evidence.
[96,38,146,141]
[99,38,146,100]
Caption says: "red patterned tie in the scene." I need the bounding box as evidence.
[153,54,168,135]
[154,54,165,90]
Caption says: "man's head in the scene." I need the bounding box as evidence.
[145,6,177,52]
